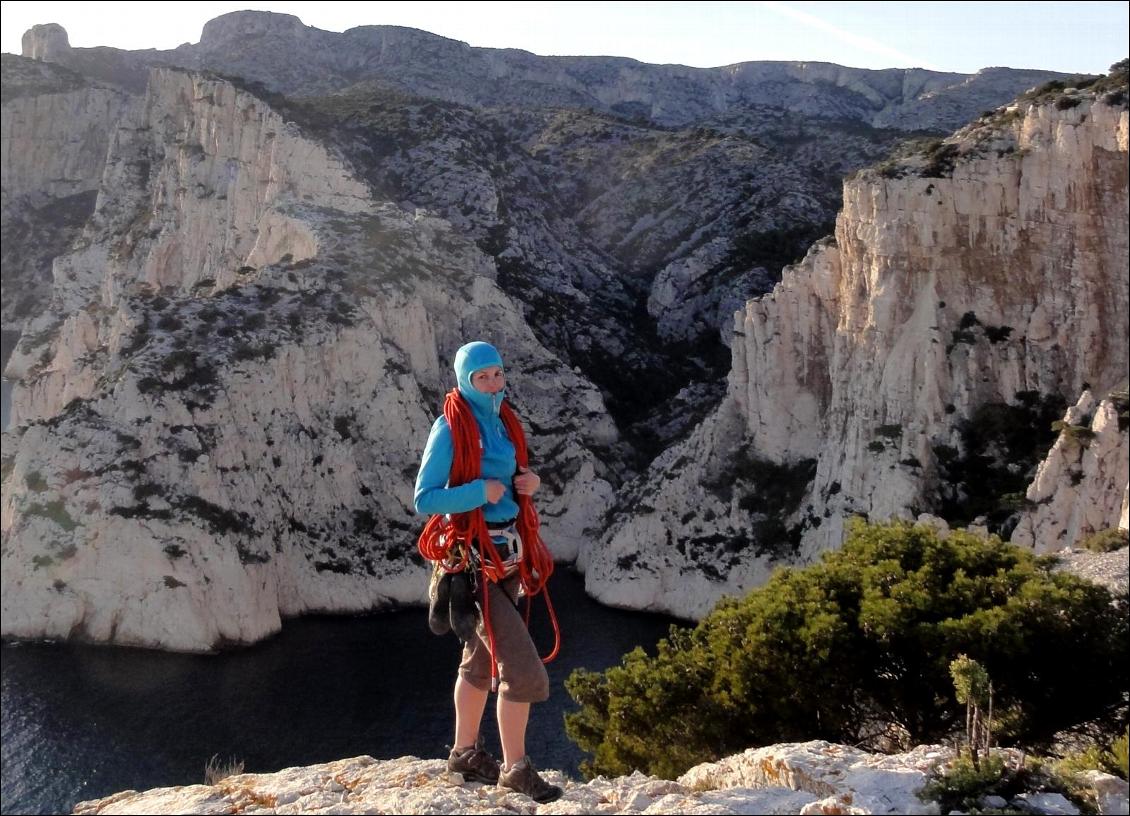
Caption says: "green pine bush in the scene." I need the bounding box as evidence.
[1055,728,1130,781]
[565,519,1129,779]
[918,752,1009,814]
[1079,528,1129,554]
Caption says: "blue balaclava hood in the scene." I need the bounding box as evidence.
[454,341,505,416]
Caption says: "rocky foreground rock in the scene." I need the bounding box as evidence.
[71,740,1129,815]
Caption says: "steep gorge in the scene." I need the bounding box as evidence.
[588,79,1129,618]
[2,16,1123,645]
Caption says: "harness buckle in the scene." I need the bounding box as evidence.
[483,524,523,577]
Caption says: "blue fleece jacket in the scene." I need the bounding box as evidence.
[413,341,520,523]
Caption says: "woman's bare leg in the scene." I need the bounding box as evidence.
[497,696,530,768]
[453,675,489,749]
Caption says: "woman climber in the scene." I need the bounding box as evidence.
[413,340,564,804]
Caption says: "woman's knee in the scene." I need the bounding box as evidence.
[502,661,549,703]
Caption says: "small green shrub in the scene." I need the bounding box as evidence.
[333,415,355,441]
[949,323,978,349]
[950,655,993,765]
[984,325,1014,343]
[918,753,1008,814]
[1107,387,1129,431]
[997,492,1031,512]
[161,349,198,374]
[176,495,253,536]
[718,221,836,278]
[32,554,55,569]
[1079,528,1129,553]
[236,544,270,565]
[921,141,961,178]
[1051,420,1096,446]
[26,470,49,492]
[26,500,78,531]
[156,314,183,332]
[232,341,276,362]
[1055,729,1129,780]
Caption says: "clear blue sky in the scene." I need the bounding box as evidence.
[1,1,1127,75]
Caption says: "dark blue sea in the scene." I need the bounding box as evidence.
[1,567,681,815]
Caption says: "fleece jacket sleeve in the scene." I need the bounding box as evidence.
[414,416,488,516]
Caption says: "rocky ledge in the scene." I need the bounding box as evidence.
[72,740,1129,815]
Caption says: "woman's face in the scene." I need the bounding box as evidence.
[471,365,505,394]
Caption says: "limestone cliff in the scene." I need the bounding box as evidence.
[0,54,132,331]
[0,68,617,651]
[1012,388,1130,551]
[590,78,1129,619]
[7,18,1068,454]
[20,13,1065,132]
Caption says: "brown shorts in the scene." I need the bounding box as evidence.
[458,574,550,703]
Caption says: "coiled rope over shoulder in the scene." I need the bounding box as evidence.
[417,389,560,688]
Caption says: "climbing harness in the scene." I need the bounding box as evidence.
[417,388,561,691]
[485,522,523,576]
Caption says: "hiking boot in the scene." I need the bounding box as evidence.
[498,756,563,803]
[447,741,500,784]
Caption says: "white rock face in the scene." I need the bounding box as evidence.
[1,79,128,201]
[1,55,133,330]
[1,68,619,652]
[648,237,777,345]
[680,741,952,815]
[1011,390,1129,551]
[21,23,71,62]
[584,399,788,619]
[597,92,1129,619]
[71,742,957,815]
[759,98,1129,551]
[5,66,371,422]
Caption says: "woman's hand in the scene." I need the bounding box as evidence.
[485,479,506,504]
[513,467,541,496]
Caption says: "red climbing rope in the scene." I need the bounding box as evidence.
[417,388,561,687]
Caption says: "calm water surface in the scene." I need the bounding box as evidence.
[1,569,681,815]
